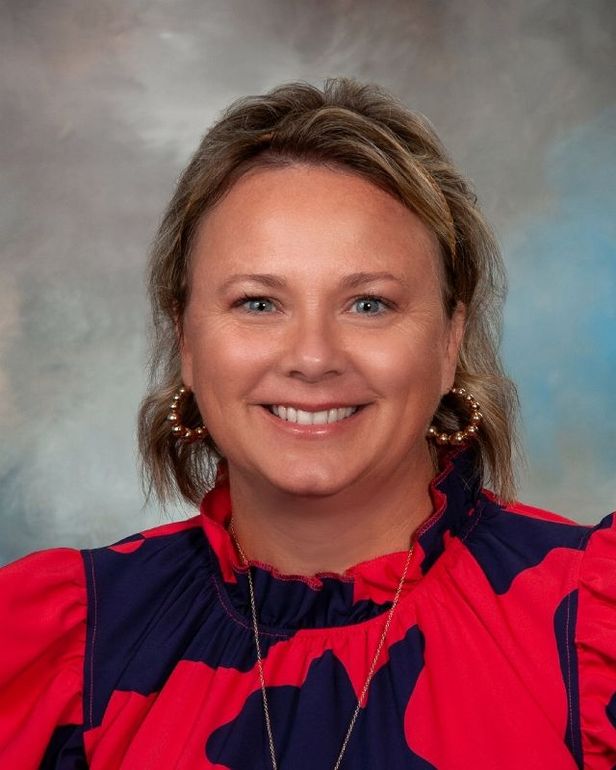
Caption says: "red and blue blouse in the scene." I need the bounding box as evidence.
[0,448,615,768]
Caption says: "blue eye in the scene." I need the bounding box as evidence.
[238,296,275,313]
[352,296,389,315]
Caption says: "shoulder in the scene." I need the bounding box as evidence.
[81,515,222,733]
[83,513,207,590]
[482,488,595,528]
[475,489,594,549]
[452,491,604,599]
[460,494,616,763]
[0,546,87,645]
[476,499,616,765]
[498,496,591,526]
[80,513,209,654]
[0,547,87,763]
[0,514,208,684]
[466,491,592,573]
[477,491,612,562]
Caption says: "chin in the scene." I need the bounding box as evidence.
[265,464,352,499]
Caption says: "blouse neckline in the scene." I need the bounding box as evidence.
[198,447,482,631]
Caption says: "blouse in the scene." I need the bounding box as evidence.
[0,448,614,769]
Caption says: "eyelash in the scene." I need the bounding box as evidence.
[233,294,394,316]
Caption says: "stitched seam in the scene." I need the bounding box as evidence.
[459,500,484,543]
[232,560,343,589]
[414,447,470,542]
[210,542,397,638]
[572,526,594,767]
[211,562,429,640]
[210,573,288,639]
[86,550,98,730]
[565,588,577,759]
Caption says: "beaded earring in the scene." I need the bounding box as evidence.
[427,386,482,446]
[166,386,208,444]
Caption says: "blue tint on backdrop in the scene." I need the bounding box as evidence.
[503,107,616,514]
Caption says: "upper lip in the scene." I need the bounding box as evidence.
[262,402,368,412]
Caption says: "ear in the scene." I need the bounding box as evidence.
[442,302,466,393]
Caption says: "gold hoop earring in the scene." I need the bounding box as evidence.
[427,386,482,446]
[167,386,208,444]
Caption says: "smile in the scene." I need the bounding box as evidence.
[265,405,361,424]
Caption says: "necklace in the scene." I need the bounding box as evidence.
[227,518,415,770]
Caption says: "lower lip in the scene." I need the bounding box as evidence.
[258,405,368,437]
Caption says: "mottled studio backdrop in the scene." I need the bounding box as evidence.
[1,0,615,565]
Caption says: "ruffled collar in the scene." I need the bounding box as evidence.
[199,447,482,631]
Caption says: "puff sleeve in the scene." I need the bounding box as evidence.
[0,547,87,769]
[576,512,616,768]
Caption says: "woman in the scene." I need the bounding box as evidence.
[0,77,614,769]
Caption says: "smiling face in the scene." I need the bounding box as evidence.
[180,164,464,499]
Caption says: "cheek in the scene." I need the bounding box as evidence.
[189,325,276,397]
[360,326,447,393]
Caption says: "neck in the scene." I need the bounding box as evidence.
[225,454,436,576]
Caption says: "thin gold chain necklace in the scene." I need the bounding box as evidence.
[228,519,415,770]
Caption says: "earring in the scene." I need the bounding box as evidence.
[167,386,208,444]
[427,386,482,446]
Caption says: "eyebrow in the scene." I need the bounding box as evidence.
[220,271,408,292]
[340,271,408,290]
[220,273,286,292]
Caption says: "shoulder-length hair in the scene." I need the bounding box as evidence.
[138,77,519,507]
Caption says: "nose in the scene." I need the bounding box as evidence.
[279,308,346,382]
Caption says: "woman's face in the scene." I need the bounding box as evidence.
[180,164,464,497]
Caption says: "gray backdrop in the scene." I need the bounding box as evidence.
[1,0,615,565]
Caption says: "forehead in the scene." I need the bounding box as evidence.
[190,164,442,284]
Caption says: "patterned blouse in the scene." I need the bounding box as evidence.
[1,448,614,769]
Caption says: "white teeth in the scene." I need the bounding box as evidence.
[297,410,312,425]
[270,405,359,424]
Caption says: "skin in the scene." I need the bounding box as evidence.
[180,164,465,575]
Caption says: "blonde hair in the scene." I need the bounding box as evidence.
[138,77,519,507]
